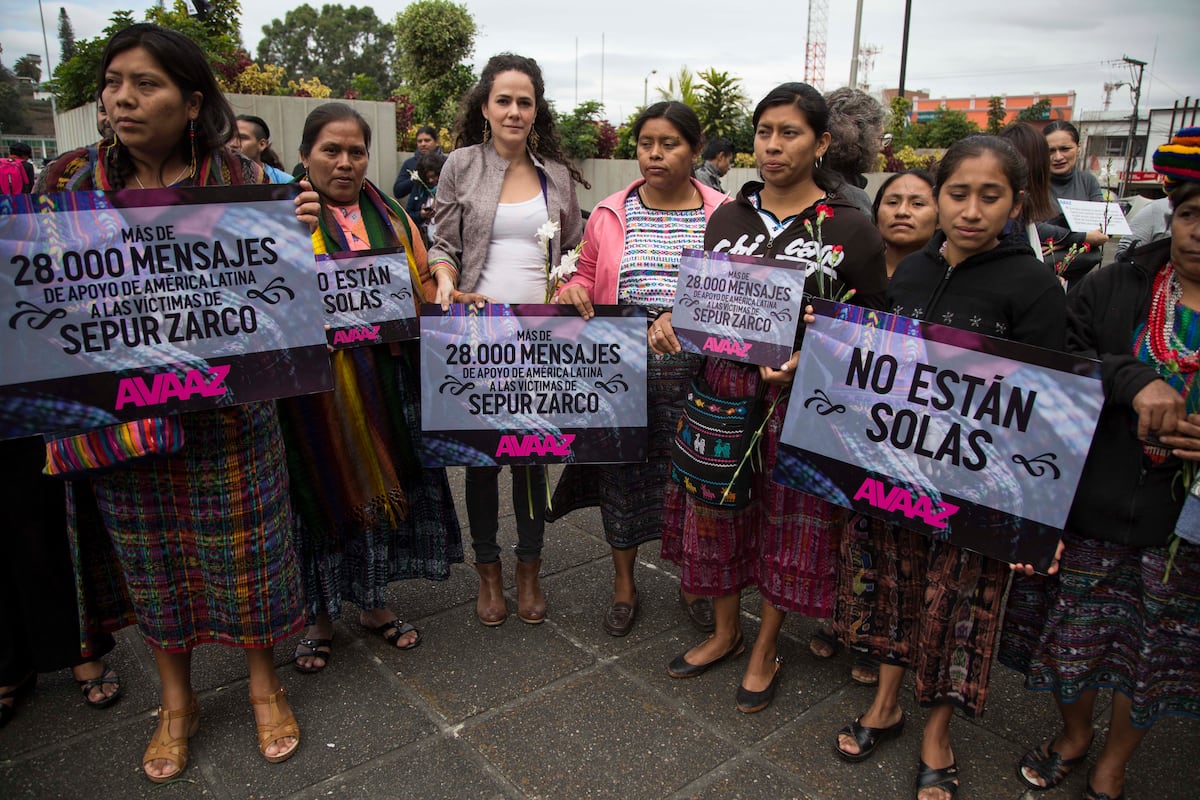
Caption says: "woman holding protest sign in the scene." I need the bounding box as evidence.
[810,168,942,687]
[281,103,463,673]
[36,23,304,782]
[428,54,584,627]
[830,135,1065,800]
[653,82,887,711]
[1000,130,1200,800]
[552,101,728,637]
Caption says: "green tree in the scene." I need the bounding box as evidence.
[58,7,77,63]
[14,54,41,84]
[694,68,748,141]
[614,110,640,159]
[923,106,979,148]
[394,0,477,126]
[886,96,911,145]
[52,1,240,110]
[146,0,241,60]
[986,95,1006,134]
[730,114,755,160]
[258,4,394,97]
[0,45,30,134]
[1017,97,1052,122]
[557,100,604,160]
[655,66,698,108]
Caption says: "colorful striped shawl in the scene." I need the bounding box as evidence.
[284,180,433,545]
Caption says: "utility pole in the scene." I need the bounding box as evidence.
[898,0,913,98]
[1118,56,1146,198]
[848,0,865,90]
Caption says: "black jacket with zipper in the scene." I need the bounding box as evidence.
[1064,237,1182,547]
[703,181,888,352]
[889,231,1065,349]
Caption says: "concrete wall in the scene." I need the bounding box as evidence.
[55,95,398,189]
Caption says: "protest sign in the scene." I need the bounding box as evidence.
[315,247,419,348]
[774,300,1103,573]
[1057,197,1133,236]
[670,248,804,367]
[420,304,647,466]
[0,185,332,439]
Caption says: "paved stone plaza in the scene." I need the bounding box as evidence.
[2,468,1197,799]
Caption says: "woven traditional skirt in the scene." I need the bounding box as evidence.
[659,358,840,617]
[280,344,463,622]
[835,513,1009,717]
[548,350,703,549]
[1000,534,1200,728]
[69,402,302,652]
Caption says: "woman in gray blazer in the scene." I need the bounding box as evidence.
[428,53,585,627]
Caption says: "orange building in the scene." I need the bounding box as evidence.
[881,89,1076,128]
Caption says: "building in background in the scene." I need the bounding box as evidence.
[881,89,1076,128]
[1075,98,1200,196]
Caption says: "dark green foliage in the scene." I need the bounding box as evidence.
[258,4,395,97]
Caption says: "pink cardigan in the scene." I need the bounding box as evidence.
[560,177,729,304]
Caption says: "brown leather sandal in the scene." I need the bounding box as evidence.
[142,695,200,784]
[250,687,300,763]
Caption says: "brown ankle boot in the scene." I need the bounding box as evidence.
[515,559,546,624]
[474,562,507,626]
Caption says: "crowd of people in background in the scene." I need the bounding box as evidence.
[2,21,1198,800]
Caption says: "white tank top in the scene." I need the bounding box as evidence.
[475,195,549,303]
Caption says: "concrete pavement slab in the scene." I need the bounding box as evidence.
[380,606,593,723]
[460,664,739,799]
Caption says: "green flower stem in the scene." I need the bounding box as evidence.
[720,390,786,504]
[1164,534,1182,583]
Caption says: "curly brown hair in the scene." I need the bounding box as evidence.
[453,53,589,188]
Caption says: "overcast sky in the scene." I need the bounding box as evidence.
[4,0,1196,123]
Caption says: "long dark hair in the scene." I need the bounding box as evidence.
[999,123,1056,223]
[752,82,842,193]
[454,53,588,187]
[631,101,704,154]
[935,134,1028,207]
[97,23,235,188]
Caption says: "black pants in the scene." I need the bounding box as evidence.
[0,437,114,685]
[464,465,545,563]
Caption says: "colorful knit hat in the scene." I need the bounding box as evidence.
[1152,126,1200,191]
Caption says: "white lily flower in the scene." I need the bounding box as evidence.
[408,169,420,181]
[535,219,560,248]
[557,249,580,277]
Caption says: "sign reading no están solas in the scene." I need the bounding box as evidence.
[0,185,332,439]
[774,300,1104,574]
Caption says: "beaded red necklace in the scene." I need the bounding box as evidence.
[1144,262,1200,376]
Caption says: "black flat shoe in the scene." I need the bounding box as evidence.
[0,672,36,729]
[678,589,715,633]
[835,710,906,762]
[736,656,782,713]
[667,634,745,678]
[602,591,639,637]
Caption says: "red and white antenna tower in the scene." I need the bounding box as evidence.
[804,0,828,91]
